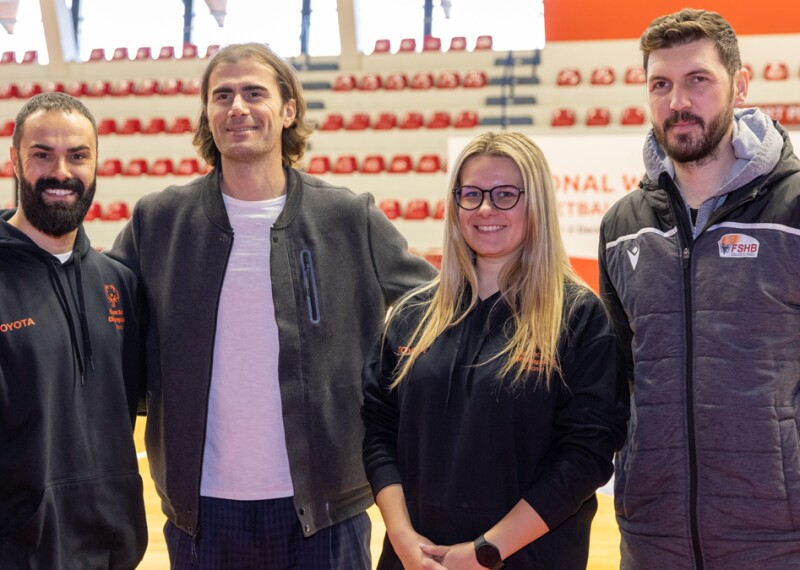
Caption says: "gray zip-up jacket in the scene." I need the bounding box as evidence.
[599,111,800,569]
[109,167,436,539]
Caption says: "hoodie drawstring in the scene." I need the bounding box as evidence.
[72,252,95,376]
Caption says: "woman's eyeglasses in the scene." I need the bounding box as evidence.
[452,185,525,210]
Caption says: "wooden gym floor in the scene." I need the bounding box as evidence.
[134,420,621,569]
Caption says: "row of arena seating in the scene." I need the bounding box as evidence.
[556,62,800,85]
[317,110,479,131]
[371,35,493,54]
[331,69,488,91]
[306,154,445,175]
[551,106,646,127]
[0,158,209,178]
[380,198,445,220]
[0,44,218,65]
[0,78,199,99]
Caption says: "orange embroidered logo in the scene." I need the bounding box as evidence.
[0,317,36,333]
[104,283,125,330]
[397,345,426,356]
[517,352,544,373]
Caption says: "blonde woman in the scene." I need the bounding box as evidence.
[362,132,629,569]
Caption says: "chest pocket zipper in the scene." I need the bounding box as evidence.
[300,249,320,324]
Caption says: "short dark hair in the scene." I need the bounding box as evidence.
[192,42,313,169]
[13,92,98,152]
[641,8,741,78]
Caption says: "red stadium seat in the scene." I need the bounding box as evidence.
[142,117,167,134]
[463,70,487,88]
[345,113,371,130]
[119,118,143,135]
[590,66,616,85]
[110,79,134,96]
[399,112,424,130]
[158,46,176,60]
[379,200,402,220]
[319,113,344,131]
[624,66,646,84]
[764,62,788,80]
[436,71,460,89]
[97,118,118,136]
[373,39,391,54]
[168,117,193,134]
[182,77,202,95]
[621,106,646,125]
[357,73,382,91]
[360,155,386,174]
[1,120,14,137]
[84,203,103,221]
[474,35,493,50]
[417,154,442,173]
[557,68,582,86]
[85,80,110,97]
[159,78,183,95]
[388,155,413,173]
[586,107,611,126]
[205,45,220,58]
[65,81,87,97]
[151,158,174,175]
[374,112,398,130]
[424,249,442,269]
[423,36,441,52]
[1,51,15,64]
[410,72,434,90]
[1,160,15,177]
[0,83,18,99]
[43,81,65,93]
[19,82,43,98]
[124,159,149,176]
[104,201,130,221]
[426,111,451,129]
[98,159,123,176]
[454,110,479,128]
[135,46,152,60]
[112,47,129,61]
[404,200,430,220]
[89,48,106,62]
[333,156,358,174]
[449,36,467,52]
[306,156,331,174]
[332,74,356,92]
[399,38,417,53]
[182,43,199,59]
[551,108,576,127]
[384,72,408,90]
[433,201,445,219]
[21,50,38,64]
[177,158,200,175]
[134,79,159,96]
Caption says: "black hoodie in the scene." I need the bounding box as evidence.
[0,211,146,569]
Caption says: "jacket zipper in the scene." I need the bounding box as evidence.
[664,179,704,570]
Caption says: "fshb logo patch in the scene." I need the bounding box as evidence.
[718,233,759,258]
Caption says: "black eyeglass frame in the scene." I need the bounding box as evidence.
[452,185,526,211]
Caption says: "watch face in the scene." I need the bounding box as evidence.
[476,542,501,567]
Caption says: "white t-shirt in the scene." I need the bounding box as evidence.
[200,193,294,500]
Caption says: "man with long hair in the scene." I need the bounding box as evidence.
[599,9,800,567]
[111,43,435,568]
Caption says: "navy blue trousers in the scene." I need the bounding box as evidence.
[165,496,371,569]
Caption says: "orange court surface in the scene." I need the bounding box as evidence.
[134,420,621,569]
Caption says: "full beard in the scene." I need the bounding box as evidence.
[653,104,734,165]
[18,166,97,237]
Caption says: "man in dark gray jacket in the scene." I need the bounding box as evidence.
[599,9,800,569]
[110,43,436,569]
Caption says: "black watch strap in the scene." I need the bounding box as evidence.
[474,534,505,569]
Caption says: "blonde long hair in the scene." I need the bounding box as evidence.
[388,132,588,390]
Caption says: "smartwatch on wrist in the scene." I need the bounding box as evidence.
[474,534,505,569]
